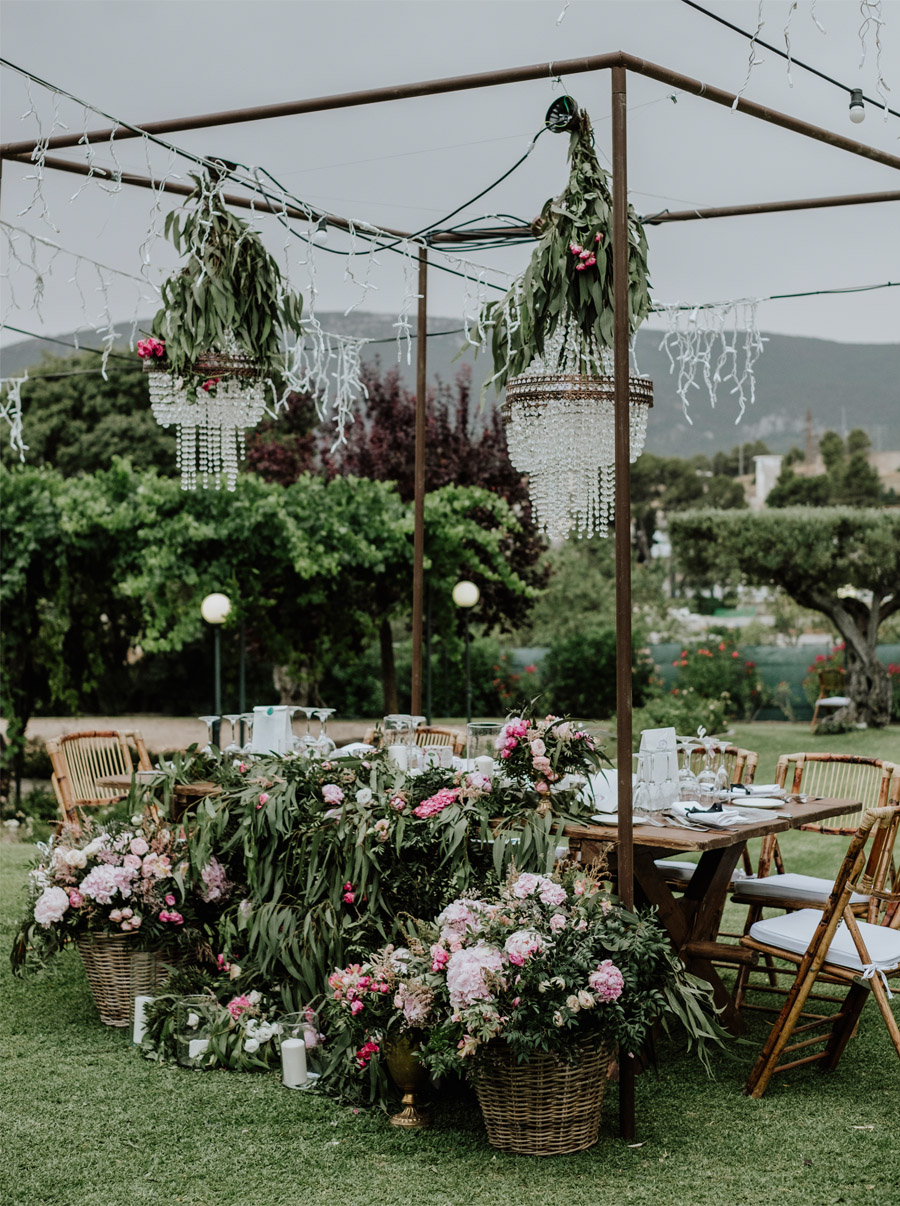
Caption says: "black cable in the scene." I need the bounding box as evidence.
[678,0,900,119]
[0,324,137,360]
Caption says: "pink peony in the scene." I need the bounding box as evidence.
[343,891,355,904]
[141,852,171,879]
[68,890,84,908]
[33,886,70,927]
[227,994,252,1020]
[258,793,269,807]
[129,837,149,857]
[445,942,505,1008]
[350,999,364,1015]
[430,944,450,972]
[413,787,458,819]
[588,959,625,1002]
[164,894,176,906]
[549,913,566,933]
[322,784,344,805]
[530,738,546,757]
[123,855,142,871]
[79,864,123,905]
[504,929,543,966]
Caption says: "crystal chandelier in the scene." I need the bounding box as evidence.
[503,315,653,540]
[144,340,267,491]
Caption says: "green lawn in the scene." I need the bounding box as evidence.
[2,841,898,1206]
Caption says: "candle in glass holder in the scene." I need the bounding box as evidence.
[475,755,494,777]
[388,743,409,771]
[281,1037,308,1088]
[132,995,154,1045]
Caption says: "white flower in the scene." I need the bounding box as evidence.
[238,899,253,919]
[247,990,262,1005]
[577,990,594,1009]
[82,837,105,857]
[130,815,143,825]
[243,1038,260,1053]
[566,994,581,1012]
[255,1022,275,1042]
[64,848,88,869]
[34,886,70,926]
[186,1012,200,1029]
[355,787,373,806]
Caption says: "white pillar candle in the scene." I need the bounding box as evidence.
[388,743,409,771]
[281,1037,308,1088]
[475,755,494,777]
[133,995,154,1045]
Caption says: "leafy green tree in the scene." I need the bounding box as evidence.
[0,352,175,475]
[768,429,884,509]
[668,508,900,727]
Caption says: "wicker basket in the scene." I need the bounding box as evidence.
[474,1039,611,1156]
[76,933,176,1027]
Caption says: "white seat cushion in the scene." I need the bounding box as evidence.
[818,695,851,706]
[655,859,697,883]
[749,908,900,974]
[736,873,869,906]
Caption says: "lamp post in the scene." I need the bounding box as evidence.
[452,580,480,725]
[201,592,231,746]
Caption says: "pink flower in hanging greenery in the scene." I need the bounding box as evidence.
[200,377,221,393]
[136,336,165,359]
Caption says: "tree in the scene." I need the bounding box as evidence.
[668,508,900,727]
[768,429,885,510]
[0,351,176,475]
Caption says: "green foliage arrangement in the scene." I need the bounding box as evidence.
[540,626,655,717]
[151,174,304,375]
[474,111,651,389]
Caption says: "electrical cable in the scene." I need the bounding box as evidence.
[677,0,900,119]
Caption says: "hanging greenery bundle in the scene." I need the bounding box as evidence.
[475,111,651,390]
[150,173,304,377]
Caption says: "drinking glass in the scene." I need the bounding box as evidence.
[198,715,218,754]
[314,708,336,757]
[633,753,652,817]
[240,712,255,754]
[696,745,717,806]
[223,713,242,755]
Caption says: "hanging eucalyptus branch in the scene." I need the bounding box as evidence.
[151,174,304,376]
[474,111,651,390]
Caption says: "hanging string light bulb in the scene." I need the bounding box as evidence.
[474,103,653,540]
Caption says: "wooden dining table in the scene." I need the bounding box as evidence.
[564,796,860,1034]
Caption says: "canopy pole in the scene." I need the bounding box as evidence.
[411,245,428,715]
[612,60,636,1144]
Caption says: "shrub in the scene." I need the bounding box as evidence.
[541,627,654,718]
[671,635,766,720]
[801,642,845,707]
[630,691,728,746]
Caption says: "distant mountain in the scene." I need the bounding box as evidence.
[2,316,898,457]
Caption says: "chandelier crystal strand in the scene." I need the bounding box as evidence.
[504,312,652,540]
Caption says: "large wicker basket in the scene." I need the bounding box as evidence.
[474,1039,611,1156]
[76,933,176,1027]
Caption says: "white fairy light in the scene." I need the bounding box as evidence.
[655,299,766,424]
[0,372,29,461]
[732,0,767,110]
[282,327,370,448]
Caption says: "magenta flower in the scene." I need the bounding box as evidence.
[164,893,176,906]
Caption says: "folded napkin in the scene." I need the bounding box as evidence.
[668,802,750,828]
[735,783,785,797]
[334,742,375,757]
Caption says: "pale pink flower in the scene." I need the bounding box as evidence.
[123,854,141,871]
[588,959,624,1002]
[530,738,546,757]
[549,913,566,933]
[504,929,543,966]
[446,942,504,1008]
[141,853,171,879]
[33,886,69,926]
[322,784,344,805]
[129,837,149,857]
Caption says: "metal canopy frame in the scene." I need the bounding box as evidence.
[3,47,897,1140]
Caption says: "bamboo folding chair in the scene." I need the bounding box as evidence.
[48,730,153,830]
[740,804,900,1098]
[731,760,898,1010]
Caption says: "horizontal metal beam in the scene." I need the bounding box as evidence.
[3,49,899,174]
[642,189,900,225]
[6,153,411,239]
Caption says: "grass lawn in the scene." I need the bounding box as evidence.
[2,840,898,1206]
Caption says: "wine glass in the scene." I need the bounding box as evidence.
[198,715,218,754]
[298,707,319,754]
[240,712,255,754]
[287,706,304,753]
[223,713,242,755]
[314,708,336,757]
[696,744,717,806]
[633,753,652,817]
[714,746,731,796]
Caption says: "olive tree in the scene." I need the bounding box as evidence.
[668,508,900,728]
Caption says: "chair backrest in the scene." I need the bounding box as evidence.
[415,726,466,755]
[775,752,897,834]
[683,744,759,786]
[816,667,846,698]
[48,730,152,826]
[362,725,466,756]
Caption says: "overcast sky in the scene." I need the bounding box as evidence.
[1,0,899,352]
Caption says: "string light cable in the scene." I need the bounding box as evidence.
[678,0,899,120]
